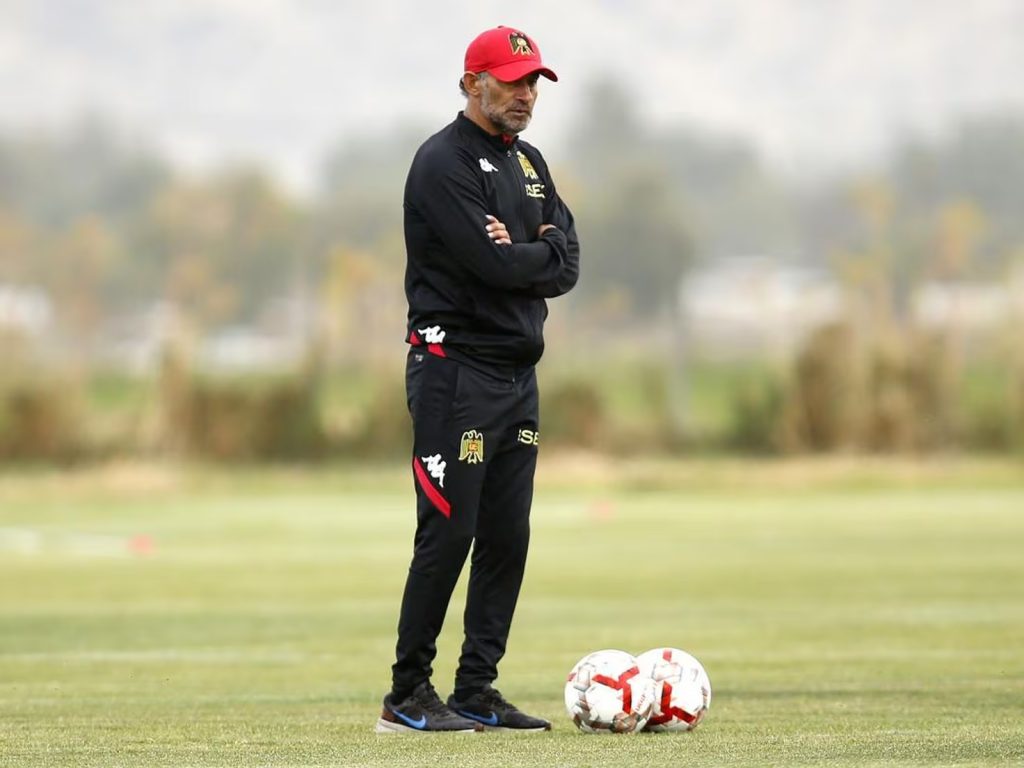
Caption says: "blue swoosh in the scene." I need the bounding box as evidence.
[460,710,499,726]
[393,710,428,729]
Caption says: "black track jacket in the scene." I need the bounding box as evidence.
[404,112,579,373]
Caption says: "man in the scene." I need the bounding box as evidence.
[375,25,579,734]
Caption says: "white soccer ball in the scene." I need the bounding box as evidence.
[636,647,712,732]
[564,649,656,733]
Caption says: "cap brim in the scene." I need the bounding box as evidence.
[488,61,558,83]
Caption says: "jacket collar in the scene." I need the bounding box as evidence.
[455,111,518,151]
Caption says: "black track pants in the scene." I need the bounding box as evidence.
[391,350,540,696]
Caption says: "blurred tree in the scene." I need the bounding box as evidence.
[932,200,988,281]
[47,216,123,352]
[565,77,796,317]
[313,127,425,272]
[0,205,38,284]
[0,120,173,322]
[577,166,693,315]
[320,244,404,362]
[830,177,901,323]
[805,113,1024,309]
[655,130,796,260]
[566,79,695,318]
[893,115,1024,275]
[0,117,168,230]
[134,170,303,330]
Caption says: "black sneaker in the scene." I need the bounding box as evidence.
[447,687,552,732]
[375,681,483,734]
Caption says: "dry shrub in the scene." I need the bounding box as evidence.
[183,378,325,461]
[779,322,865,452]
[865,330,957,451]
[0,380,83,461]
[159,351,326,461]
[541,378,606,449]
[777,321,960,453]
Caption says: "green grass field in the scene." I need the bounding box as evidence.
[2,459,1023,767]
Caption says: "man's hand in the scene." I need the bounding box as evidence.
[485,215,511,245]
[486,216,557,244]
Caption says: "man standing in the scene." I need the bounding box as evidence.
[375,26,579,734]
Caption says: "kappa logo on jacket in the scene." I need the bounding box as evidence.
[479,158,499,173]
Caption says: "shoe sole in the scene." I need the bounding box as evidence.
[374,718,481,734]
[450,709,552,733]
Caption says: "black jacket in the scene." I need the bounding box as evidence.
[403,112,579,372]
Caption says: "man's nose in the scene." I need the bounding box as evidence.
[513,82,534,99]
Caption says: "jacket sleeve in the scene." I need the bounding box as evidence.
[524,183,580,298]
[521,168,580,299]
[408,147,571,291]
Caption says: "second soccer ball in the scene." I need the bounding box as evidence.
[636,647,712,732]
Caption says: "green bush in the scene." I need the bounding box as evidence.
[344,377,411,459]
[959,360,1023,452]
[727,373,786,454]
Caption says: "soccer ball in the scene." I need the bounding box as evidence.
[636,647,712,732]
[564,649,656,733]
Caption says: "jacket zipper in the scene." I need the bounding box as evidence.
[506,144,544,347]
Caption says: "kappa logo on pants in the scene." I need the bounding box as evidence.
[418,326,446,344]
[420,454,447,487]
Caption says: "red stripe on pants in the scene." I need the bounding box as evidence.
[413,457,451,518]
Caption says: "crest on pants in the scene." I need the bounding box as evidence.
[459,430,485,464]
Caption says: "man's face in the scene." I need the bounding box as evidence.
[478,72,540,135]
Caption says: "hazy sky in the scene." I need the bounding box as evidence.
[2,0,1022,192]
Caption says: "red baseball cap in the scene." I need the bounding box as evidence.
[464,26,558,83]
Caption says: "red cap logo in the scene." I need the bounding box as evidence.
[508,32,534,57]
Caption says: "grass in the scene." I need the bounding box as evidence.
[1,458,1023,766]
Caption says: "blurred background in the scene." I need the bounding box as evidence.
[3,0,1024,464]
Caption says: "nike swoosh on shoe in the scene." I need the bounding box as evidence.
[460,710,499,726]
[394,711,428,729]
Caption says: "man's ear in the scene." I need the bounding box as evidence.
[462,72,482,97]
